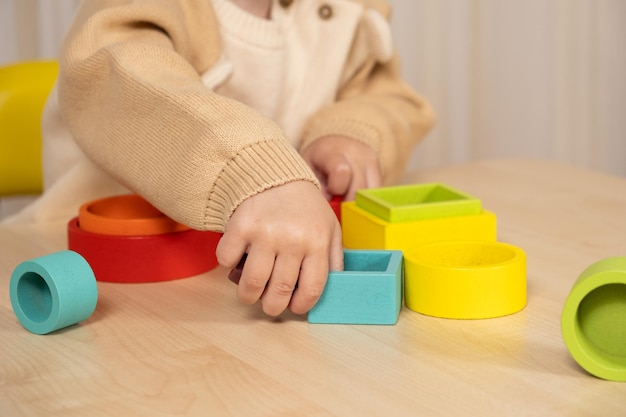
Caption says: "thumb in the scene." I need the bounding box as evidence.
[318,154,352,197]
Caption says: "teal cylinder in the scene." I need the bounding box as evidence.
[10,250,98,334]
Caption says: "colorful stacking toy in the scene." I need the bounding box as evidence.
[10,250,98,334]
[308,249,403,325]
[68,194,222,283]
[340,182,527,321]
[342,184,497,252]
[561,256,626,381]
[12,185,623,384]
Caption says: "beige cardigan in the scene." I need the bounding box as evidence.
[49,0,434,231]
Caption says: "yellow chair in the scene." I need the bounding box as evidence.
[0,60,58,196]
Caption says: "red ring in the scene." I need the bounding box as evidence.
[329,195,343,223]
[67,218,222,283]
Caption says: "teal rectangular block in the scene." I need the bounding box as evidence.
[308,249,403,325]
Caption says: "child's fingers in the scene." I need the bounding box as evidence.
[325,155,352,196]
[344,158,382,200]
[288,251,329,315]
[216,233,247,269]
[345,168,365,200]
[237,247,275,305]
[260,254,302,316]
[289,219,342,314]
[365,163,382,189]
[227,253,247,284]
[329,223,344,272]
[306,152,352,197]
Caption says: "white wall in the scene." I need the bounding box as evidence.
[389,0,626,176]
[0,0,79,63]
[1,0,625,177]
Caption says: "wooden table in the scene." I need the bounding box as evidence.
[1,159,625,416]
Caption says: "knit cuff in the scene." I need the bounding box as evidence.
[299,117,383,157]
[202,141,319,231]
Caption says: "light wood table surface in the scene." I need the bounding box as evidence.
[1,159,625,416]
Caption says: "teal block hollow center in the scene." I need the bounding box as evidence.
[355,183,481,223]
[308,249,403,325]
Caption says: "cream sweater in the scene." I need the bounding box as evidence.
[12,0,434,231]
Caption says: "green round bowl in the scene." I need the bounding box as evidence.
[561,256,626,381]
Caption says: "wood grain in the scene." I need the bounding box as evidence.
[2,159,625,416]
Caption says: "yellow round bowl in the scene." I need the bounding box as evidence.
[404,241,527,319]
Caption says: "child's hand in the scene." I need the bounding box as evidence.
[301,136,382,200]
[216,181,344,317]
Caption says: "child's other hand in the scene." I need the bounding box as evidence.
[301,136,382,200]
[216,181,344,317]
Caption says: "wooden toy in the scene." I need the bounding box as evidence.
[561,256,626,381]
[78,194,189,236]
[355,183,481,222]
[341,182,527,322]
[68,194,222,283]
[10,250,98,334]
[308,249,403,325]
[343,183,495,251]
[403,241,527,319]
[329,195,343,223]
[0,60,58,196]
[341,201,497,251]
[68,217,221,283]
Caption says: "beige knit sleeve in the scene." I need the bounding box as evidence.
[299,1,435,185]
[57,0,318,232]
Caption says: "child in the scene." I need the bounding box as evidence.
[16,0,435,316]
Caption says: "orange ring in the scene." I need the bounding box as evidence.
[78,194,190,236]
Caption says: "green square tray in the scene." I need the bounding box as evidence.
[355,183,482,223]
